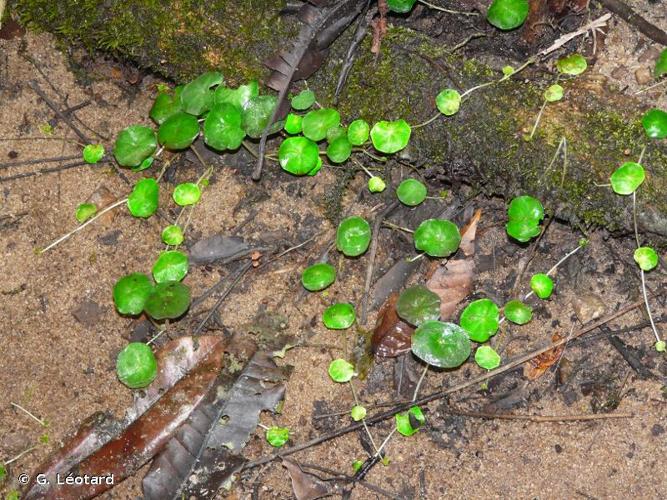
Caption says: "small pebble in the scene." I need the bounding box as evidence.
[634,67,652,86]
[572,293,606,323]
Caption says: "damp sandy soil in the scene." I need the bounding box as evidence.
[1,24,666,500]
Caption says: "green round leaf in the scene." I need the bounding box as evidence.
[350,405,366,421]
[203,103,245,151]
[302,263,336,291]
[157,112,200,150]
[459,298,499,343]
[544,84,564,102]
[307,156,323,176]
[413,219,461,257]
[302,108,341,142]
[180,71,223,116]
[530,273,554,299]
[134,156,154,172]
[396,285,441,327]
[114,125,157,168]
[328,359,355,383]
[113,273,154,316]
[144,281,191,320]
[284,113,303,135]
[326,126,347,143]
[348,119,370,146]
[395,406,425,437]
[291,89,316,110]
[656,340,666,352]
[150,86,183,125]
[487,0,529,30]
[326,136,352,163]
[75,203,97,223]
[370,119,411,154]
[242,95,280,139]
[556,54,588,76]
[265,426,290,447]
[506,219,541,243]
[655,49,667,79]
[214,80,258,109]
[396,178,427,206]
[504,299,532,325]
[152,250,189,283]
[634,247,659,271]
[435,89,461,116]
[412,320,471,368]
[507,195,544,223]
[502,65,515,76]
[474,345,501,370]
[610,162,645,195]
[162,225,184,246]
[116,342,157,389]
[278,136,320,175]
[173,182,202,206]
[387,0,417,13]
[368,176,386,193]
[127,178,159,218]
[82,144,105,164]
[641,108,667,140]
[322,303,356,330]
[336,216,371,257]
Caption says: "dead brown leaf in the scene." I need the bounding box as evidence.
[371,292,414,358]
[283,459,333,500]
[523,332,565,380]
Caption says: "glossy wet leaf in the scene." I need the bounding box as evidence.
[278,136,319,175]
[395,406,425,437]
[322,303,356,330]
[435,89,461,116]
[302,263,336,291]
[291,89,316,110]
[655,49,667,78]
[474,345,501,370]
[307,156,323,176]
[144,281,191,320]
[203,102,245,151]
[634,247,658,271]
[411,320,471,368]
[556,53,587,75]
[302,108,341,142]
[326,126,347,143]
[370,119,411,154]
[504,300,532,324]
[396,178,427,206]
[413,218,461,257]
[82,144,105,164]
[610,162,645,195]
[214,80,258,109]
[114,125,157,168]
[544,84,564,102]
[113,273,154,316]
[162,225,184,246]
[134,156,154,172]
[387,0,417,13]
[150,86,183,125]
[75,203,97,223]
[507,195,544,223]
[348,119,370,145]
[326,136,352,163]
[173,182,202,206]
[487,0,529,30]
[284,113,303,134]
[336,216,371,257]
[328,359,355,383]
[506,219,541,242]
[127,178,159,218]
[396,285,441,326]
[368,176,386,193]
[530,273,554,299]
[180,71,223,116]
[641,108,667,140]
[242,95,280,139]
[152,250,189,283]
[158,112,200,150]
[459,298,499,343]
[116,342,158,389]
[266,427,290,447]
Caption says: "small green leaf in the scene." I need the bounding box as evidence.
[162,225,184,246]
[504,300,533,325]
[396,178,427,206]
[634,247,659,271]
[116,342,157,389]
[435,89,461,116]
[368,176,386,193]
[656,340,666,352]
[474,345,501,370]
[387,0,417,13]
[150,86,183,124]
[641,108,667,140]
[502,65,515,76]
[326,136,352,163]
[336,216,371,257]
[158,112,200,150]
[506,219,541,243]
[180,71,223,116]
[242,95,280,139]
[152,250,189,283]
[395,406,425,437]
[610,162,645,195]
[544,84,564,102]
[530,273,554,299]
[323,303,356,330]
[291,89,316,110]
[278,136,320,175]
[459,298,499,343]
[75,203,97,223]
[203,103,245,151]
[127,178,159,218]
[507,195,544,223]
[114,125,157,168]
[350,405,366,421]
[352,460,364,472]
[302,108,341,142]
[173,182,202,206]
[370,119,411,154]
[113,273,154,316]
[82,144,105,164]
[134,156,154,172]
[328,359,355,383]
[556,54,588,75]
[396,285,441,326]
[144,281,191,320]
[413,219,461,257]
[412,321,471,368]
[266,426,290,447]
[487,0,529,30]
[655,49,667,79]
[302,263,336,291]
[348,119,370,145]
[284,113,303,134]
[214,80,258,109]
[0,464,6,482]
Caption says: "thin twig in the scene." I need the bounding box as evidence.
[10,402,47,427]
[0,154,80,170]
[28,80,90,143]
[445,408,633,422]
[0,160,96,183]
[3,446,37,466]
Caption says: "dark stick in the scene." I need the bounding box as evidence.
[0,154,80,170]
[28,81,91,144]
[0,160,96,183]
[598,0,667,45]
[60,101,91,116]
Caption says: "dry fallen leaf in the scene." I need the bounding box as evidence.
[283,458,333,500]
[524,332,565,380]
[371,292,414,358]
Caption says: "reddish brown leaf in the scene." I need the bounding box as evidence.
[283,458,333,500]
[523,332,565,380]
[371,0,387,55]
[371,292,414,358]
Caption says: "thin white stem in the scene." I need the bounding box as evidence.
[413,113,441,129]
[634,78,667,95]
[640,269,661,343]
[3,445,37,466]
[257,423,270,430]
[349,381,380,455]
[529,99,548,139]
[10,402,47,427]
[418,0,478,15]
[412,364,429,401]
[373,427,397,459]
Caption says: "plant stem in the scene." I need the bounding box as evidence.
[241,140,259,159]
[361,149,387,162]
[418,0,478,15]
[3,446,37,466]
[412,364,429,402]
[10,402,47,427]
[351,157,374,178]
[349,381,380,455]
[381,221,414,233]
[529,99,548,140]
[634,78,667,95]
[412,113,441,129]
